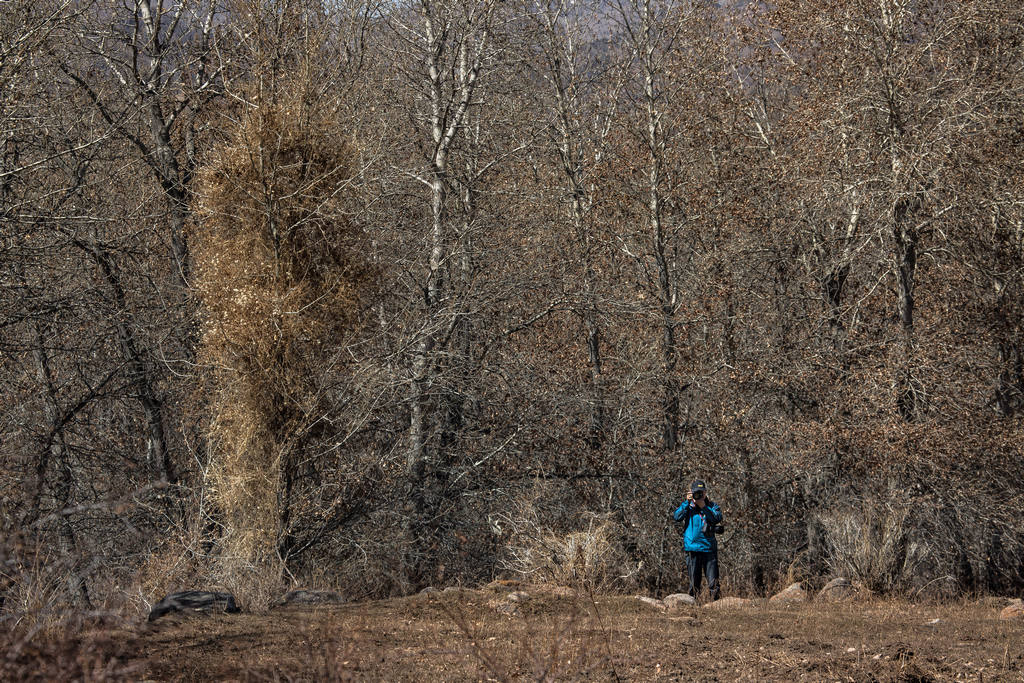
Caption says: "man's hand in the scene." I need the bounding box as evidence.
[686,491,693,504]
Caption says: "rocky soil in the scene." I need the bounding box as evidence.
[123,582,1024,681]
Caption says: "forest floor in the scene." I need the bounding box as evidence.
[17,583,1024,681]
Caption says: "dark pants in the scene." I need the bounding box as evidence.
[686,550,720,601]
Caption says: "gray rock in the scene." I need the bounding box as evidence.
[663,593,696,609]
[148,591,240,622]
[279,590,345,606]
[769,582,808,605]
[507,591,531,603]
[418,586,441,596]
[636,596,667,610]
[817,577,856,603]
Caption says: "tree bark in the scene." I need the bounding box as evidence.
[639,3,679,453]
[405,2,490,585]
[537,3,609,449]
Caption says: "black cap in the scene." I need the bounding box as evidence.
[690,480,707,494]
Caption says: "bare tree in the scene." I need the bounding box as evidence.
[528,0,624,449]
[59,0,223,283]
[612,0,689,451]
[380,0,502,585]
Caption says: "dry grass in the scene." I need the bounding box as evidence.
[821,503,924,593]
[127,585,1024,681]
[0,615,141,682]
[191,86,371,604]
[502,513,641,592]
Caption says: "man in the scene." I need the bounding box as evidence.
[673,479,723,601]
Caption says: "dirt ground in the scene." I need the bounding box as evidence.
[115,584,1024,682]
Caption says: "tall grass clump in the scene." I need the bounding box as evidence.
[502,512,640,592]
[820,502,925,594]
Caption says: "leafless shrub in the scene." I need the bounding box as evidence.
[318,515,416,600]
[2,528,142,677]
[1,543,71,630]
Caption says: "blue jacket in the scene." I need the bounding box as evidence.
[673,499,723,552]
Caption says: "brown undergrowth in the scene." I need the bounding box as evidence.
[123,585,1024,681]
[0,614,141,682]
